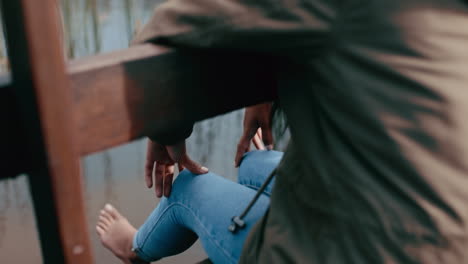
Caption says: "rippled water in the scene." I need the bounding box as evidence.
[0,1,288,263]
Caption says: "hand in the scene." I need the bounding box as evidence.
[235,103,273,167]
[145,139,208,197]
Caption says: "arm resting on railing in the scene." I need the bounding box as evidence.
[69,44,279,154]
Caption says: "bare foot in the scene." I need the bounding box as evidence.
[96,204,148,264]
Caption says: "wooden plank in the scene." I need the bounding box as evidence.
[70,45,279,155]
[69,45,169,155]
[13,0,93,263]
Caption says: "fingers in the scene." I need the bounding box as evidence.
[252,134,263,150]
[164,165,175,197]
[145,140,156,188]
[257,128,263,140]
[167,141,208,175]
[260,123,274,150]
[155,162,165,197]
[235,125,258,167]
[149,140,207,198]
[178,163,185,172]
[145,160,155,188]
[180,155,208,175]
[252,128,265,150]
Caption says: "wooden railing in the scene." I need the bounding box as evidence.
[69,44,278,156]
[0,0,277,263]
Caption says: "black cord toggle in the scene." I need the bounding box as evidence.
[228,169,276,233]
[228,216,246,233]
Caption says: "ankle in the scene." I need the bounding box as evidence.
[125,230,137,260]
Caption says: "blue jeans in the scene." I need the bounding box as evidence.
[132,150,282,263]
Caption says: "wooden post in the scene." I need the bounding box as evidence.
[1,0,93,263]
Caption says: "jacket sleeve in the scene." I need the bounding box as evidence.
[134,0,335,54]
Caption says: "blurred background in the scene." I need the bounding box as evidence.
[0,0,288,263]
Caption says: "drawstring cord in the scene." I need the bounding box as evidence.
[228,169,276,233]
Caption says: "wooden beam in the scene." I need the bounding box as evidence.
[5,0,94,263]
[69,45,279,155]
[69,44,169,155]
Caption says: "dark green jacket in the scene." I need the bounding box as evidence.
[135,0,468,263]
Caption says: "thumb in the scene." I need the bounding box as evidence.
[180,154,209,175]
[261,124,274,150]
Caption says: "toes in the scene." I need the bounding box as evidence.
[97,222,108,232]
[99,215,111,227]
[96,225,105,237]
[100,209,114,225]
[104,203,123,220]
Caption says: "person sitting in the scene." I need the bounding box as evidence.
[99,0,468,263]
[97,149,281,264]
[97,105,280,263]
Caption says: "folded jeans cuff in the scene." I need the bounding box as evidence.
[132,232,160,262]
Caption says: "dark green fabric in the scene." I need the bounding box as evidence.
[136,1,468,263]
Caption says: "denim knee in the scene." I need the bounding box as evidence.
[238,150,283,194]
[167,169,225,203]
[167,169,200,200]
